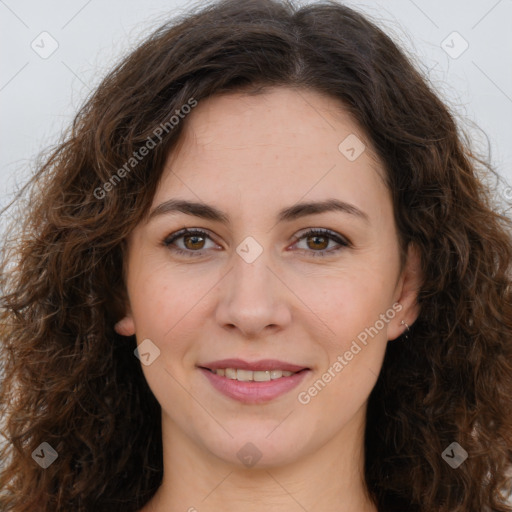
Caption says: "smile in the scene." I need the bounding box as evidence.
[205,368,299,381]
[198,360,310,403]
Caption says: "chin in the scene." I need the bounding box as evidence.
[203,429,309,470]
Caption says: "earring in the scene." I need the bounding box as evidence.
[400,320,410,340]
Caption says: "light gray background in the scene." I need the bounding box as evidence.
[1,0,512,212]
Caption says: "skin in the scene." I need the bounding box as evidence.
[115,86,422,512]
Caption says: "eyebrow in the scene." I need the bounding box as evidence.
[147,198,370,224]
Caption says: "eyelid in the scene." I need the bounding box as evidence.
[163,228,219,249]
[291,227,351,246]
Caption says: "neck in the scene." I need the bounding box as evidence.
[142,405,378,512]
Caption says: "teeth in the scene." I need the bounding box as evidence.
[236,369,253,382]
[254,371,271,382]
[225,368,237,379]
[215,368,297,381]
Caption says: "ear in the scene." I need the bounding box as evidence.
[387,242,423,341]
[114,313,136,337]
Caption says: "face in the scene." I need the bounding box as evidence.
[116,87,421,469]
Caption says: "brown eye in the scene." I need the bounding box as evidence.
[292,228,350,257]
[305,234,329,251]
[183,233,206,250]
[164,228,218,257]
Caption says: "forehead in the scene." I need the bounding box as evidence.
[153,87,390,224]
[177,87,373,153]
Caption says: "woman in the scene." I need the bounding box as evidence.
[1,0,511,511]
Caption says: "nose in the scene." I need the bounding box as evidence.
[215,248,292,339]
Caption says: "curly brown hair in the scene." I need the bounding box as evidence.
[1,0,512,510]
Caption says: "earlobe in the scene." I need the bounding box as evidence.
[388,243,423,341]
[114,315,136,336]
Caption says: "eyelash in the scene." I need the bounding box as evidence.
[163,228,350,258]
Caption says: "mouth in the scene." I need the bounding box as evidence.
[199,367,309,382]
[197,359,311,403]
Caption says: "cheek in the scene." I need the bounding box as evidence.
[296,273,394,417]
[128,260,220,354]
[290,258,397,345]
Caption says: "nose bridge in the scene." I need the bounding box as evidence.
[215,238,291,336]
[232,244,274,298]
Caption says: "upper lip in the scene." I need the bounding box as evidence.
[199,358,309,372]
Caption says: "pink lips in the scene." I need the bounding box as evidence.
[198,358,310,404]
[201,358,307,373]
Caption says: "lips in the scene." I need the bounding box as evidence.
[207,368,298,381]
[197,358,311,404]
[199,358,308,373]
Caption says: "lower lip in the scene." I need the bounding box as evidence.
[199,368,310,404]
